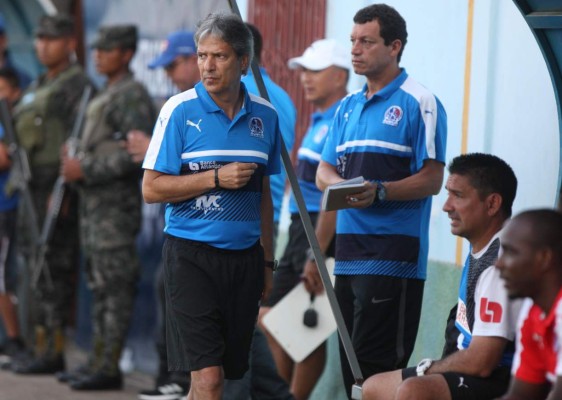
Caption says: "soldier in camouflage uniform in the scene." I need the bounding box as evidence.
[61,25,156,391]
[12,14,93,374]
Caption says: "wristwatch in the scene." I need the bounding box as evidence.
[264,260,278,272]
[416,358,433,376]
[375,182,387,202]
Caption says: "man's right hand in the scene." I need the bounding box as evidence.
[302,259,324,295]
[216,162,257,189]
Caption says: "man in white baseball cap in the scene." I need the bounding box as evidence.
[288,38,351,71]
[259,38,350,400]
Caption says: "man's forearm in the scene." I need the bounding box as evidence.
[427,336,506,378]
[384,159,444,201]
[142,168,215,204]
[316,161,343,191]
[314,210,336,253]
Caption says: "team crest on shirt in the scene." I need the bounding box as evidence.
[383,105,403,126]
[314,125,329,143]
[249,117,265,138]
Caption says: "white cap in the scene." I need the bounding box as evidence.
[288,39,351,71]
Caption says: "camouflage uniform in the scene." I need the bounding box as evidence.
[12,15,92,365]
[77,27,156,378]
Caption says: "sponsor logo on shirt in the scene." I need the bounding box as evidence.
[336,155,347,175]
[188,161,220,171]
[456,300,469,332]
[249,117,264,138]
[480,298,503,323]
[193,195,222,215]
[383,105,403,126]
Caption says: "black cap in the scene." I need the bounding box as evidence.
[35,14,75,38]
[91,25,138,50]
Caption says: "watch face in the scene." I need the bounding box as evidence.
[416,358,432,375]
[377,184,386,201]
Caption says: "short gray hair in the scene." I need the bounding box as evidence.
[195,12,253,71]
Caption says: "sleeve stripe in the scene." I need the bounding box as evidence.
[297,147,322,161]
[400,77,439,159]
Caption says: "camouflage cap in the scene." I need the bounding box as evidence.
[91,25,138,50]
[35,14,75,38]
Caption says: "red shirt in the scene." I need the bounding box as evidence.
[512,288,562,384]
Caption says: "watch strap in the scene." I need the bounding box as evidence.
[264,260,278,272]
[214,168,220,189]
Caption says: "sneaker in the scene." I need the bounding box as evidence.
[139,383,187,400]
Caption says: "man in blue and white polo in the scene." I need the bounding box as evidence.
[313,4,447,396]
[142,12,280,400]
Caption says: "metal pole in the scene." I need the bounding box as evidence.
[226,1,364,397]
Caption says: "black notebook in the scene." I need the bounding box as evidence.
[321,176,365,211]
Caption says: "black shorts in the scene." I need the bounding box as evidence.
[264,213,335,307]
[335,275,425,394]
[402,365,511,399]
[0,209,17,294]
[163,235,264,379]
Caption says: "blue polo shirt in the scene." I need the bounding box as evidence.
[144,82,281,250]
[0,125,17,212]
[289,100,340,214]
[243,68,296,223]
[322,69,447,279]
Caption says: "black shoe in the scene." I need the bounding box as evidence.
[56,363,92,383]
[139,383,187,400]
[12,354,65,374]
[70,371,123,391]
[0,337,26,369]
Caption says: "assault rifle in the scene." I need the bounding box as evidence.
[31,85,93,288]
[0,98,42,266]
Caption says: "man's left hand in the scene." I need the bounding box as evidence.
[346,180,376,208]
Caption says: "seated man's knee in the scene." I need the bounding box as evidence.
[395,378,424,400]
[361,374,389,399]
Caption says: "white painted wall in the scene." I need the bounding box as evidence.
[240,0,560,265]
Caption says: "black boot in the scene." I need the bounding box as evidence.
[70,371,123,391]
[56,362,93,383]
[12,353,65,374]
